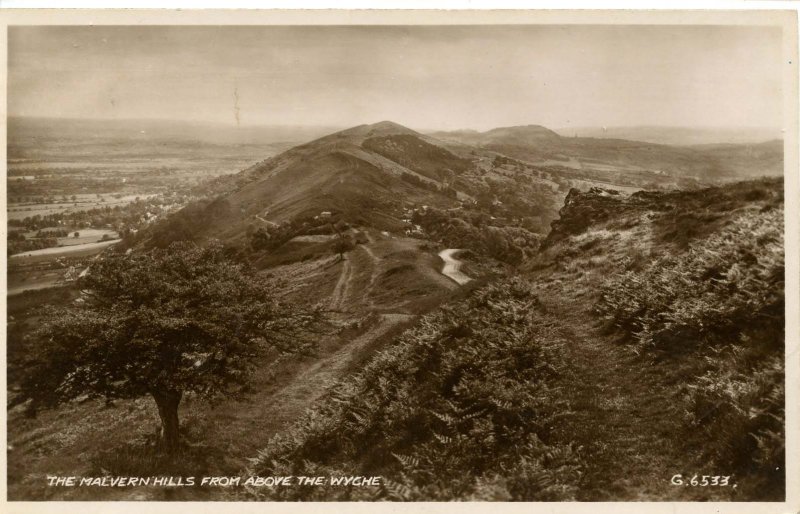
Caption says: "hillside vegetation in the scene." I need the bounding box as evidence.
[245,178,784,501]
[7,118,785,502]
[248,279,584,501]
[594,186,784,498]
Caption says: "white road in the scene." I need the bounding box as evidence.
[438,248,471,285]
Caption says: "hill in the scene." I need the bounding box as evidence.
[6,110,784,501]
[556,125,782,146]
[432,125,783,181]
[170,121,469,243]
[148,120,569,264]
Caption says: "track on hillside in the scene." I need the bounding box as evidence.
[438,248,471,285]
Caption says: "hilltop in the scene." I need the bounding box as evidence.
[142,119,785,255]
[142,119,784,275]
[168,121,469,243]
[146,120,573,267]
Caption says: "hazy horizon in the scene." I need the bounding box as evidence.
[7,114,783,134]
[9,25,784,131]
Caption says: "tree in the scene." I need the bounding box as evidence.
[330,220,354,261]
[19,241,321,453]
[333,234,356,261]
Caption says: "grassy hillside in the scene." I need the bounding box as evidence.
[362,134,472,182]
[153,123,475,246]
[10,117,783,501]
[536,177,785,499]
[5,228,459,500]
[145,121,571,265]
[247,278,584,501]
[244,178,784,501]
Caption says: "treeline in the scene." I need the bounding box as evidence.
[7,237,59,257]
[400,172,458,198]
[8,195,185,232]
[145,197,230,249]
[248,214,335,253]
[7,229,72,257]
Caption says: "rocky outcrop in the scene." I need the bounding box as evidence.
[541,187,629,248]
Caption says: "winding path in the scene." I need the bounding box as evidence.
[254,214,279,227]
[438,248,471,285]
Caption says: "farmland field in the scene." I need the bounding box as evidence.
[9,239,121,261]
[7,195,153,220]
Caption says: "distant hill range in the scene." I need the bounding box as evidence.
[430,124,783,180]
[10,117,782,181]
[554,125,783,146]
[142,119,784,248]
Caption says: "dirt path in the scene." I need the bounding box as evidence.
[329,238,382,312]
[237,313,414,448]
[198,312,415,501]
[254,214,279,227]
[358,244,381,294]
[328,258,352,310]
[537,287,693,500]
[438,248,471,285]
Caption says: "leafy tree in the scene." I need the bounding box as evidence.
[250,227,271,251]
[331,220,355,261]
[18,241,321,453]
[333,235,356,261]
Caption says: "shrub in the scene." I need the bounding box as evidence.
[596,208,783,354]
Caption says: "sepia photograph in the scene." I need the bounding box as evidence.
[2,8,798,508]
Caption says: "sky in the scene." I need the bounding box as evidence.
[7,25,785,131]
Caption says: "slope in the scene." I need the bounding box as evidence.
[164,121,472,245]
[243,178,784,501]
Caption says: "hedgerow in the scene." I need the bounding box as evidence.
[247,278,583,500]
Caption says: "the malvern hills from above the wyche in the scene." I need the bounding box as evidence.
[5,22,790,503]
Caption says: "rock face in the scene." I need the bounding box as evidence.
[541,187,628,248]
[538,178,785,254]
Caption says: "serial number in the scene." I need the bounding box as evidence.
[670,474,736,487]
